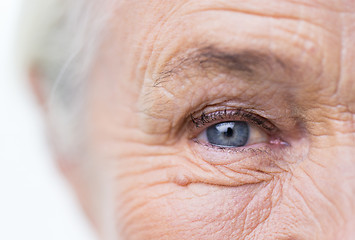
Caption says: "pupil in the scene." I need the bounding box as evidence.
[224,127,234,138]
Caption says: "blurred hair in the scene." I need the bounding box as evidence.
[17,0,115,155]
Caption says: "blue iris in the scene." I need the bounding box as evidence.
[206,121,249,147]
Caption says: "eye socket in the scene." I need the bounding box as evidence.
[196,120,269,148]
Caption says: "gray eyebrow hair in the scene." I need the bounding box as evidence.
[153,45,288,87]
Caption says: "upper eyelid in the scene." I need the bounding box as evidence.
[190,108,278,134]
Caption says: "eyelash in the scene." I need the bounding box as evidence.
[188,108,289,153]
[190,108,277,134]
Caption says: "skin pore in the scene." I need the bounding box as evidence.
[47,0,355,239]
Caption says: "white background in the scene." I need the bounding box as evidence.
[0,1,96,239]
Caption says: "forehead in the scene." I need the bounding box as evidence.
[100,0,355,111]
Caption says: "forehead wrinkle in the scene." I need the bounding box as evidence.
[152,45,291,88]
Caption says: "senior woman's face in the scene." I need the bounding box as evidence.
[54,0,355,239]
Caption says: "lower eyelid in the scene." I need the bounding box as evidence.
[189,129,291,164]
[184,141,289,186]
[192,138,271,155]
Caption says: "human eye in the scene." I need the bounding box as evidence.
[190,108,287,150]
[197,120,267,148]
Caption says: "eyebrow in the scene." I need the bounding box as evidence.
[153,45,289,87]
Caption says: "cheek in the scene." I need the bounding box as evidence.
[112,168,279,240]
[107,147,311,240]
[107,146,353,240]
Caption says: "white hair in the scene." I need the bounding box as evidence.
[17,0,116,155]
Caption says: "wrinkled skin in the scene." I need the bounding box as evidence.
[47,0,355,239]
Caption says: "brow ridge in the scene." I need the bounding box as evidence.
[153,45,287,87]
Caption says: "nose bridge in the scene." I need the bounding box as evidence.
[339,219,355,240]
[333,122,355,237]
[304,109,355,229]
[338,12,355,113]
[326,112,355,174]
[334,112,355,149]
[309,103,355,143]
